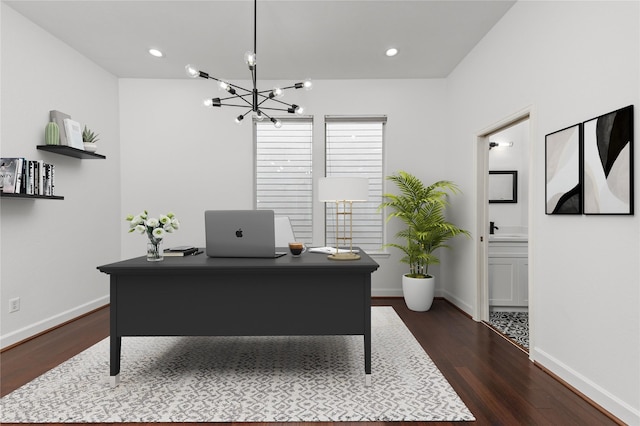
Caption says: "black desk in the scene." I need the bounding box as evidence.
[97,249,379,386]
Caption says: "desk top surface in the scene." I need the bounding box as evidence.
[98,248,379,275]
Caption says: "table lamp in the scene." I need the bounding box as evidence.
[318,177,368,260]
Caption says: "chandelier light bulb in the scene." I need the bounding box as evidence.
[218,81,236,95]
[203,98,214,107]
[185,64,200,78]
[271,87,284,98]
[271,118,282,128]
[235,115,244,124]
[303,79,313,90]
[295,105,304,115]
[244,51,256,68]
[255,111,264,121]
[149,48,164,58]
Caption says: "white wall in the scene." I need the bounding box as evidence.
[0,3,120,348]
[118,78,450,297]
[444,1,639,423]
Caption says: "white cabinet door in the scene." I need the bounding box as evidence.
[489,256,528,307]
[488,258,517,306]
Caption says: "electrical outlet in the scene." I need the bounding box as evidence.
[9,297,20,313]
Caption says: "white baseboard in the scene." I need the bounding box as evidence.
[0,295,110,350]
[440,289,474,317]
[533,347,639,425]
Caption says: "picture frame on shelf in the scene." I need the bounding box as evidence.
[63,118,85,150]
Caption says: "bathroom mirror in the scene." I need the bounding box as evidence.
[489,170,517,203]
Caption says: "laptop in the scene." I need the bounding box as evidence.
[205,210,286,258]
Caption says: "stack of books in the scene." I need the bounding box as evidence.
[163,246,202,257]
[1,157,55,196]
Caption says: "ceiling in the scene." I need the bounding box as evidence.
[5,0,515,80]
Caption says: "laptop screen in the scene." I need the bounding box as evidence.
[205,210,281,258]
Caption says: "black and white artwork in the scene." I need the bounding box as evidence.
[545,124,582,214]
[583,105,634,215]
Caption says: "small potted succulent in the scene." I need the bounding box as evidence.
[82,125,100,152]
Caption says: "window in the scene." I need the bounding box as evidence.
[255,118,313,243]
[325,116,385,253]
[255,115,386,252]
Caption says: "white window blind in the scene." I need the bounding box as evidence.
[325,116,385,253]
[255,118,313,244]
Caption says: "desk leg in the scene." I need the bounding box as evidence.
[364,280,372,387]
[110,335,121,387]
[364,331,372,387]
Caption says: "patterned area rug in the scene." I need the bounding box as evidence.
[489,311,529,349]
[1,307,474,423]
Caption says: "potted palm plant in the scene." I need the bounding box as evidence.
[380,171,470,311]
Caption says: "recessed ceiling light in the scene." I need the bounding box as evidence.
[148,48,164,58]
[385,48,398,57]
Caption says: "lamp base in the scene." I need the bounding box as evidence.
[328,252,361,261]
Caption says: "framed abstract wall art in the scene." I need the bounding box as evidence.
[545,124,582,214]
[582,105,634,215]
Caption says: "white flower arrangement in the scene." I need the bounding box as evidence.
[125,210,180,243]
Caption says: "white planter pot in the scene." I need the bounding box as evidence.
[402,274,435,312]
[83,142,97,152]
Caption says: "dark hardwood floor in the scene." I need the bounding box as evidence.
[1,298,619,425]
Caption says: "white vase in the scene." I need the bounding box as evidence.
[402,274,435,312]
[83,142,97,152]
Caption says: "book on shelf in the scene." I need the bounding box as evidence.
[163,246,200,256]
[0,157,23,193]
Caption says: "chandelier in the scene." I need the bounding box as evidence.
[185,0,312,128]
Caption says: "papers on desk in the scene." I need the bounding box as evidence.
[308,247,360,254]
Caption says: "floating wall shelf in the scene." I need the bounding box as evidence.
[1,192,64,200]
[37,145,106,159]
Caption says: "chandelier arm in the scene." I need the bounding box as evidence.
[256,88,297,96]
[258,106,295,112]
[215,94,253,108]
[218,93,251,102]
[257,95,294,108]
[236,94,255,108]
[279,84,304,90]
[256,97,294,110]
[257,109,273,120]
[204,75,253,94]
[217,103,258,109]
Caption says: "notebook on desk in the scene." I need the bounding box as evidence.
[204,210,286,258]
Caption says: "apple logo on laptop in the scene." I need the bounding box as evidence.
[235,228,243,238]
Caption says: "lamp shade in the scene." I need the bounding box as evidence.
[318,177,369,202]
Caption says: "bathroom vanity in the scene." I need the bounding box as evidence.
[488,234,528,309]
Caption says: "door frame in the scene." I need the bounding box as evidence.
[475,107,534,353]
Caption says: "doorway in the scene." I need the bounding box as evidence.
[476,111,532,353]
